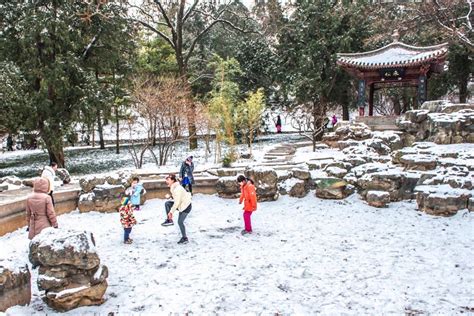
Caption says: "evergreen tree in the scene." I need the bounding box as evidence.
[0,1,134,165]
[277,0,372,137]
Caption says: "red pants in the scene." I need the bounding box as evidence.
[243,211,253,232]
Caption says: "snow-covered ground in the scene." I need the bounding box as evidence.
[2,193,473,314]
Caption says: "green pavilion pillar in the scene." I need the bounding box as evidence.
[417,74,427,107]
[357,79,366,116]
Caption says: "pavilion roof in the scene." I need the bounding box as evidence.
[337,41,449,70]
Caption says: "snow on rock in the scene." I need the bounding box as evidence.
[398,101,474,144]
[245,167,279,202]
[28,228,108,312]
[0,261,31,312]
[78,184,124,213]
[325,166,348,178]
[216,176,241,198]
[366,190,391,208]
[415,184,472,216]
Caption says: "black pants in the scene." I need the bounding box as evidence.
[165,201,192,238]
[49,191,55,206]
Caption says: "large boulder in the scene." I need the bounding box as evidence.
[366,190,391,208]
[245,167,279,201]
[216,176,240,198]
[29,229,100,269]
[415,185,472,216]
[334,122,373,141]
[77,184,124,213]
[79,172,129,193]
[279,178,309,198]
[315,178,355,199]
[0,262,31,312]
[356,169,419,201]
[29,228,108,312]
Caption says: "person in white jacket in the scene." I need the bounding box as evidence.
[41,162,58,205]
[161,174,192,244]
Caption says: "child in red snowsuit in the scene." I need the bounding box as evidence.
[237,175,257,235]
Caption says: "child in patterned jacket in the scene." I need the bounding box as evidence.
[119,197,137,244]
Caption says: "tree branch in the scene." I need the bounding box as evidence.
[132,18,175,49]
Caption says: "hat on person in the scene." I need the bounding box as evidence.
[187,156,193,161]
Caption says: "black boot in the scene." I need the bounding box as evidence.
[177,237,189,244]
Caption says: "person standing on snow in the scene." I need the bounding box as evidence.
[275,115,282,133]
[125,177,146,211]
[161,174,192,244]
[237,175,257,235]
[179,156,195,193]
[119,197,137,244]
[26,178,58,239]
[41,162,58,206]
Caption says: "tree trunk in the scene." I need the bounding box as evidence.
[459,77,468,103]
[43,137,65,167]
[342,103,349,121]
[393,96,401,115]
[97,108,105,149]
[115,104,120,154]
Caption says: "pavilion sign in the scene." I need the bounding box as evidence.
[379,68,406,81]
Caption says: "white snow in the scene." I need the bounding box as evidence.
[31,228,97,254]
[1,193,473,314]
[48,286,89,299]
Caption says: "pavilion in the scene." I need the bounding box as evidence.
[337,32,448,116]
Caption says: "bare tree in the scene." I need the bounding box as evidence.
[415,0,473,51]
[132,75,191,166]
[288,103,329,152]
[129,0,252,149]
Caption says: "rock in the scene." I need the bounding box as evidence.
[291,168,310,180]
[325,166,348,178]
[216,176,240,198]
[276,170,291,182]
[366,190,390,207]
[334,122,373,141]
[78,184,124,213]
[29,228,100,270]
[43,281,107,312]
[21,178,35,187]
[398,102,474,144]
[398,154,437,171]
[357,170,419,201]
[240,153,252,159]
[342,155,367,167]
[216,168,241,177]
[415,185,472,216]
[365,138,391,155]
[245,167,279,201]
[468,198,474,212]
[29,228,108,312]
[289,181,308,198]
[315,178,355,199]
[0,184,8,192]
[56,168,71,184]
[307,159,335,170]
[0,263,31,312]
[3,176,22,186]
[79,176,106,193]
